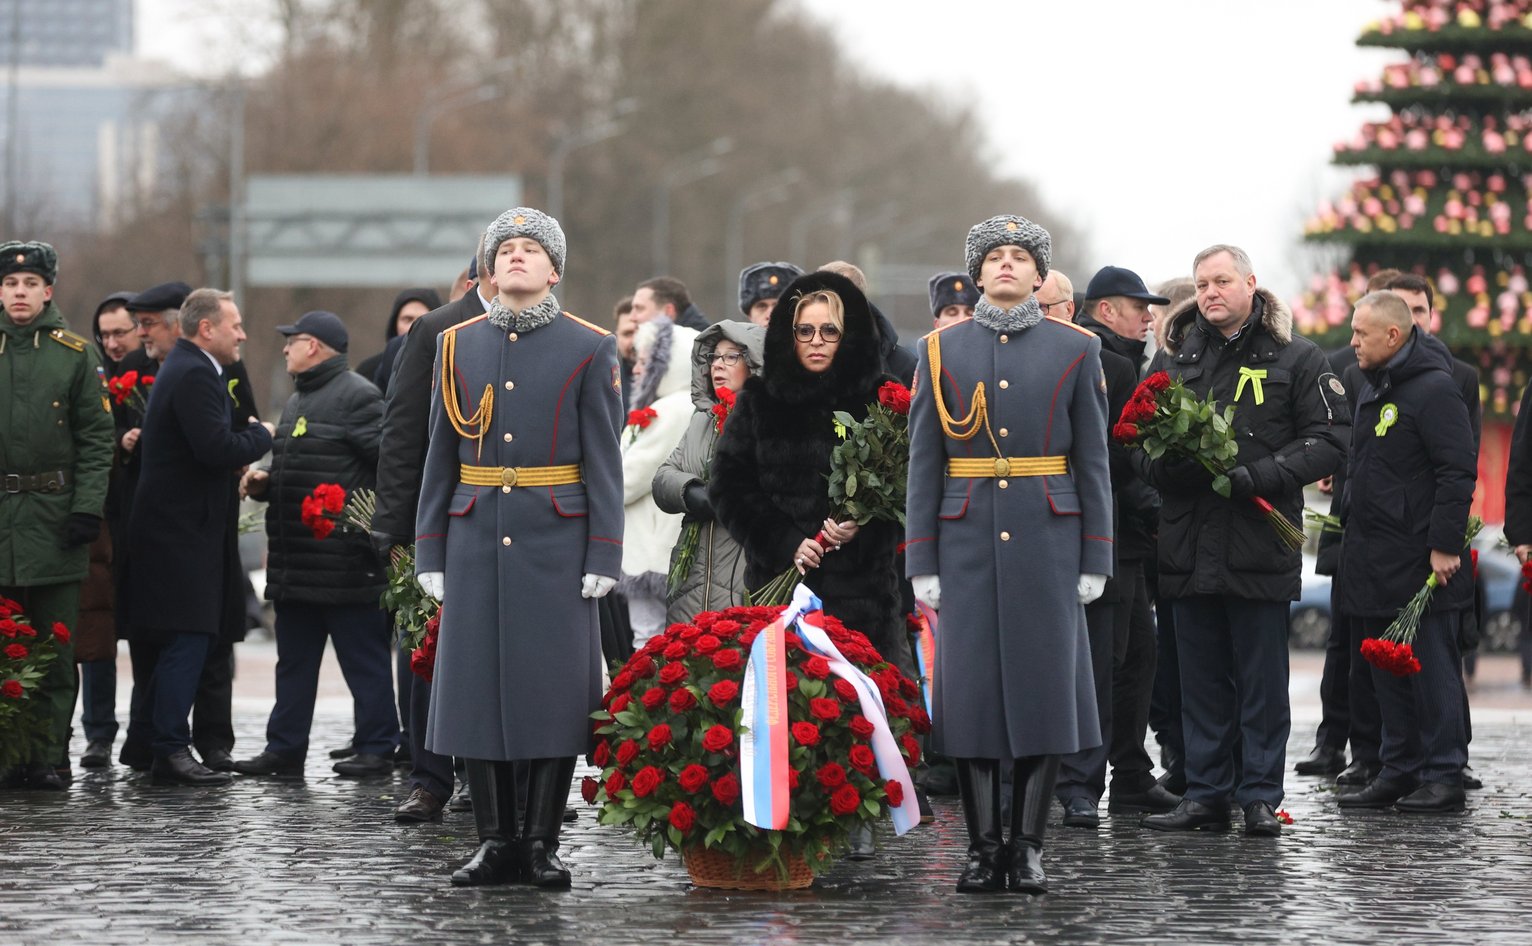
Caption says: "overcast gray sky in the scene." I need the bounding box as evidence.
[138,0,1396,293]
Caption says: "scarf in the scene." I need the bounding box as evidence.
[972,296,1044,333]
[486,293,561,333]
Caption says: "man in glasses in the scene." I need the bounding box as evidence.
[1035,271,1076,321]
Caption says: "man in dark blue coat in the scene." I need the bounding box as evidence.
[126,289,271,786]
[1334,291,1476,814]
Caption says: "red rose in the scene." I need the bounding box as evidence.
[829,784,861,816]
[629,654,656,679]
[0,620,14,638]
[668,688,697,713]
[816,763,847,789]
[884,780,904,808]
[50,622,70,645]
[609,692,631,714]
[883,695,909,718]
[711,772,741,806]
[899,677,918,698]
[810,697,842,721]
[679,623,703,641]
[711,649,743,671]
[17,623,35,638]
[580,775,600,805]
[610,670,636,692]
[694,634,720,654]
[659,662,688,685]
[802,655,831,679]
[142,375,154,387]
[849,715,874,739]
[1,679,22,699]
[1112,421,1139,443]
[592,741,611,768]
[4,643,27,659]
[702,724,734,753]
[605,770,626,796]
[877,380,912,415]
[640,686,666,710]
[911,706,931,733]
[791,722,820,746]
[631,765,664,798]
[787,768,800,790]
[711,619,742,638]
[849,745,876,773]
[785,671,799,690]
[707,680,740,706]
[668,801,696,832]
[834,678,858,702]
[1144,370,1172,392]
[678,764,710,793]
[646,723,673,751]
[616,739,640,767]
[901,733,922,767]
[663,640,689,660]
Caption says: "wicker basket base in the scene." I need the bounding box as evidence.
[683,845,815,891]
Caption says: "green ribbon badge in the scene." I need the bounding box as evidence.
[227,377,240,401]
[293,416,308,437]
[1235,367,1267,405]
[1375,403,1399,437]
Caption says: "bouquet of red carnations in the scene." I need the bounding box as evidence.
[106,369,154,414]
[1115,371,1304,550]
[1362,516,1483,677]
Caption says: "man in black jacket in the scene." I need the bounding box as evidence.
[235,311,398,779]
[1138,246,1348,836]
[370,255,489,821]
[1334,292,1476,814]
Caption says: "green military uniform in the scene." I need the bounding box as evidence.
[0,252,116,768]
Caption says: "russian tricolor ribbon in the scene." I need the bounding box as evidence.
[739,586,810,830]
[912,601,937,720]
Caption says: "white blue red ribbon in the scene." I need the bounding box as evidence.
[912,601,937,720]
[739,587,808,830]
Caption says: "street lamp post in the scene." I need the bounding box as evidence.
[412,55,522,176]
[788,190,853,266]
[722,167,803,315]
[547,98,637,221]
[651,136,733,274]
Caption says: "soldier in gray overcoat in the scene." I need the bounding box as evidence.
[415,208,623,889]
[905,215,1113,895]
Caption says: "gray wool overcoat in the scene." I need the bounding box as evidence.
[415,311,624,761]
[905,315,1113,759]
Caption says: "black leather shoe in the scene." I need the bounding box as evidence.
[1108,783,1182,814]
[1006,841,1046,894]
[1395,781,1466,814]
[119,743,152,772]
[232,751,304,777]
[449,781,473,811]
[80,739,113,769]
[395,787,446,823]
[845,823,876,860]
[22,762,67,791]
[920,760,959,797]
[563,807,578,824]
[1141,799,1230,832]
[1461,765,1483,791]
[1336,760,1379,786]
[328,739,357,760]
[199,748,236,772]
[1337,776,1416,809]
[333,753,393,777]
[916,786,935,824]
[1294,745,1347,776]
[450,840,519,887]
[523,839,571,888]
[1061,796,1099,828]
[152,748,232,786]
[1243,801,1281,836]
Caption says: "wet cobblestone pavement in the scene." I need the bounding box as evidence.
[3,649,1531,945]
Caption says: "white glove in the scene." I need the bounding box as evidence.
[417,571,444,601]
[582,574,617,599]
[911,575,941,611]
[1078,574,1107,605]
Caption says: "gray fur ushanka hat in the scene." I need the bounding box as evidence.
[482,207,567,278]
[964,215,1051,285]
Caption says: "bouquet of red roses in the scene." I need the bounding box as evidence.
[1362,516,1482,677]
[1116,371,1304,550]
[0,598,72,769]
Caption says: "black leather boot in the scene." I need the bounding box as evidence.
[521,756,577,889]
[954,757,1007,893]
[450,759,521,886]
[1008,755,1059,895]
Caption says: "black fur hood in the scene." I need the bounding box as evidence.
[757,270,886,408]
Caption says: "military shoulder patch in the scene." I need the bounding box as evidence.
[1044,315,1095,338]
[561,312,611,336]
[1324,374,1346,397]
[611,364,621,395]
[444,314,490,334]
[47,328,88,352]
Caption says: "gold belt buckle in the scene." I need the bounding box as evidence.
[994,457,1011,477]
[500,467,519,488]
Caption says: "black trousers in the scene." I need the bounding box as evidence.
[406,669,456,800]
[1149,594,1182,766]
[1055,593,1115,803]
[1358,611,1468,786]
[124,634,235,763]
[1345,608,1384,768]
[1107,561,1157,794]
[1313,582,1352,753]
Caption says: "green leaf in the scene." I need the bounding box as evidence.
[1211,474,1231,498]
[845,476,857,498]
[652,832,667,859]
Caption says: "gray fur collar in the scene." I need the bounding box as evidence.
[973,296,1044,333]
[1162,286,1292,353]
[486,293,561,333]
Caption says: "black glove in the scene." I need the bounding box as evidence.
[683,482,712,518]
[63,513,101,549]
[370,530,408,562]
[1158,456,1214,495]
[1226,465,1257,500]
[1226,456,1284,501]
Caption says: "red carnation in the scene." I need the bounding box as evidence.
[711,649,743,671]
[849,744,876,774]
[702,724,734,753]
[834,678,858,702]
[810,697,842,721]
[802,655,831,679]
[1,679,22,699]
[711,772,741,806]
[4,643,27,660]
[631,765,664,798]
[640,686,665,710]
[659,662,688,685]
[668,801,696,833]
[816,763,848,789]
[884,780,905,808]
[791,722,821,746]
[707,679,740,706]
[605,770,626,797]
[829,783,862,816]
[580,775,600,805]
[678,764,710,794]
[877,380,912,415]
[616,739,640,767]
[627,406,659,430]
[694,634,720,655]
[646,723,673,751]
[311,517,335,540]
[592,741,610,768]
[668,688,697,713]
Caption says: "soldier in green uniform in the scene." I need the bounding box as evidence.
[0,241,116,789]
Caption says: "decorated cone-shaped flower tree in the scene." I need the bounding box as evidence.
[1294,0,1532,514]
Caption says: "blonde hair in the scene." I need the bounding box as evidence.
[817,260,868,292]
[791,290,845,334]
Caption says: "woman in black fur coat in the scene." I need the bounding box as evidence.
[709,270,904,663]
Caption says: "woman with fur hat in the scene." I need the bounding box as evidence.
[652,320,766,625]
[619,317,700,647]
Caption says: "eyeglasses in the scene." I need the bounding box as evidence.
[704,351,745,366]
[793,323,842,343]
[100,328,136,340]
[1038,298,1071,311]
